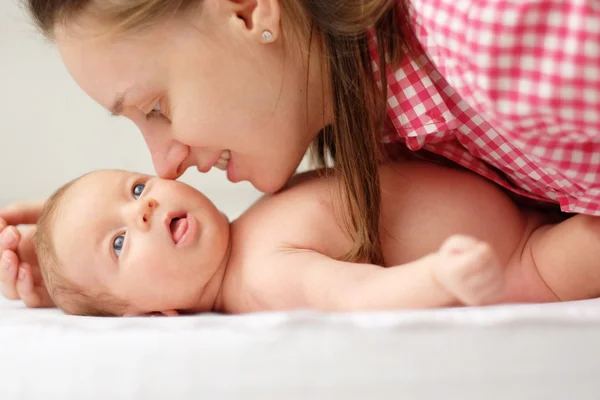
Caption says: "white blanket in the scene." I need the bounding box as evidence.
[2,298,600,399]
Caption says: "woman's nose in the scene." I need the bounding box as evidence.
[139,124,190,179]
[152,141,189,179]
[135,198,159,231]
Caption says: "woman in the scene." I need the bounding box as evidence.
[1,0,598,307]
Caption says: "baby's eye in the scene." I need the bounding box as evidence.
[132,183,145,199]
[113,234,125,257]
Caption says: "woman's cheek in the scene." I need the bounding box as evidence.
[172,118,202,147]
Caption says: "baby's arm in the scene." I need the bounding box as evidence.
[239,236,503,312]
[522,215,600,302]
[225,163,510,312]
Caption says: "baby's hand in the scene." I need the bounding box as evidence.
[433,235,506,306]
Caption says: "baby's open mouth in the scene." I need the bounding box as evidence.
[169,214,189,245]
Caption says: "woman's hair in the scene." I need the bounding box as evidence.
[35,175,126,316]
[26,0,411,265]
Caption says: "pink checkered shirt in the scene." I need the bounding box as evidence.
[373,0,600,214]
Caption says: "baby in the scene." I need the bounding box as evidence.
[35,162,600,316]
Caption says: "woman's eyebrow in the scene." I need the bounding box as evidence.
[110,93,126,116]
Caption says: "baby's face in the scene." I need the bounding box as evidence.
[52,170,230,315]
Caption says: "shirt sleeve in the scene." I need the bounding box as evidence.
[409,0,600,141]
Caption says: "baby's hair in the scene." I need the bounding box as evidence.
[34,174,127,316]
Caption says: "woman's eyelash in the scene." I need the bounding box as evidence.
[145,101,164,120]
[146,108,161,119]
[146,99,172,122]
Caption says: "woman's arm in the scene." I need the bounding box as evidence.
[0,201,54,308]
[410,0,600,212]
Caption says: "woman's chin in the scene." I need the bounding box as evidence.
[252,173,292,194]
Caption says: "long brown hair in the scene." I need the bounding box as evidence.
[26,0,411,265]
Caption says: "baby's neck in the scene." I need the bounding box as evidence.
[208,239,232,313]
[184,229,233,314]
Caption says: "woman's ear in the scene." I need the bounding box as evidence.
[222,0,281,42]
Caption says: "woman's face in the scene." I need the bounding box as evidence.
[56,0,328,193]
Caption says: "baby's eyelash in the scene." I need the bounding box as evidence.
[112,232,126,258]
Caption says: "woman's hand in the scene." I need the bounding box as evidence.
[0,201,54,308]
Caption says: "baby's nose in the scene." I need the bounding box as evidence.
[138,198,159,228]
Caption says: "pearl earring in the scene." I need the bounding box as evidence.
[262,30,273,42]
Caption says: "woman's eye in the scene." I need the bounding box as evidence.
[132,183,145,199]
[113,234,125,257]
[146,101,162,119]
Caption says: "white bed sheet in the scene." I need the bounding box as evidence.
[2,297,600,399]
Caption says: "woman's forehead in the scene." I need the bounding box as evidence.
[56,29,161,107]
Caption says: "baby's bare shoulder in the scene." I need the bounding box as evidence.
[223,173,350,312]
[233,172,346,256]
